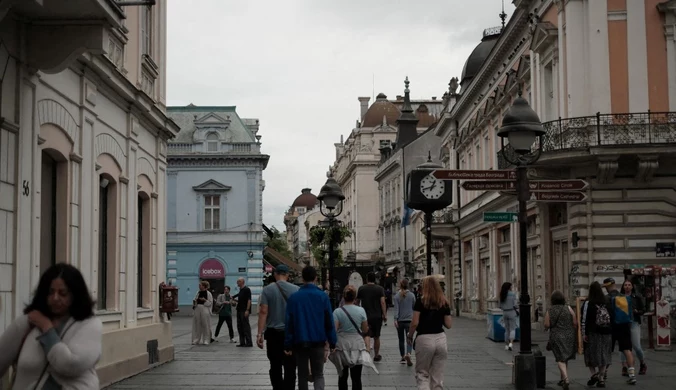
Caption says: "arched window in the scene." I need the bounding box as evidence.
[206,133,219,152]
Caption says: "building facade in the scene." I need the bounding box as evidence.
[331,92,443,263]
[283,188,318,259]
[433,0,676,324]
[165,105,269,311]
[0,1,179,386]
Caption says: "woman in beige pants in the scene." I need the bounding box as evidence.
[407,276,452,390]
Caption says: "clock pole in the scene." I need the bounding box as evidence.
[425,212,433,275]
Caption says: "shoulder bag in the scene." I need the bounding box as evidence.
[340,306,364,337]
[275,282,288,302]
[8,325,34,390]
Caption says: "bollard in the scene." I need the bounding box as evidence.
[532,344,546,389]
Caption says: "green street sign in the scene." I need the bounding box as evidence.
[483,212,518,223]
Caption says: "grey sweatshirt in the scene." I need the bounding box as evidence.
[393,290,416,322]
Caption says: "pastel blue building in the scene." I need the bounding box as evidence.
[166,105,269,310]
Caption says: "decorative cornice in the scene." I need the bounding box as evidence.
[597,157,619,184]
[151,192,159,199]
[635,155,659,183]
[168,154,270,169]
[119,176,129,184]
[69,153,83,163]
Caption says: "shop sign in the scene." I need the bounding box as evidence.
[199,258,225,279]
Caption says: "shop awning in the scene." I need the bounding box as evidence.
[263,247,304,272]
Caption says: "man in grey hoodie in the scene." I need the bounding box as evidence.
[393,279,416,366]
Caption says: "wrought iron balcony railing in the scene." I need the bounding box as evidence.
[497,111,676,169]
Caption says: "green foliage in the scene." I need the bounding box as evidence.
[264,226,293,259]
[308,224,352,267]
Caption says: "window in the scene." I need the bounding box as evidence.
[295,206,306,214]
[137,194,151,308]
[142,5,153,56]
[206,133,219,152]
[500,226,511,243]
[98,180,109,309]
[204,195,221,230]
[475,144,481,169]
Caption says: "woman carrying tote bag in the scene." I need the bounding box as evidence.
[0,263,102,390]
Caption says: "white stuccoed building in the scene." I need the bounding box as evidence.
[0,1,179,386]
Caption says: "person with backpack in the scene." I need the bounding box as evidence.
[603,277,637,385]
[583,281,613,387]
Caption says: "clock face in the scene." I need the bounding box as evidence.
[419,174,445,200]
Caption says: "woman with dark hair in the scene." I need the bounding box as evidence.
[192,280,214,345]
[499,282,518,351]
[619,278,647,376]
[0,263,101,389]
[393,279,416,366]
[544,290,577,389]
[329,285,377,390]
[583,281,613,387]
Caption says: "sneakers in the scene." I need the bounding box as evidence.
[399,357,406,365]
[374,355,382,362]
[229,338,236,343]
[627,376,637,385]
[405,354,413,367]
[508,342,513,351]
[639,363,647,375]
[627,367,637,384]
[505,345,510,351]
[587,374,599,386]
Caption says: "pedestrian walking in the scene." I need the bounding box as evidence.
[393,279,415,366]
[498,282,518,351]
[284,266,337,390]
[603,277,637,384]
[356,272,386,362]
[407,275,452,390]
[544,290,577,390]
[583,281,613,387]
[329,285,378,390]
[619,278,647,376]
[215,286,236,343]
[192,280,214,345]
[232,277,253,347]
[257,265,300,390]
[0,263,102,389]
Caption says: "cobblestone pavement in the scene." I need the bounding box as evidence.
[106,312,676,390]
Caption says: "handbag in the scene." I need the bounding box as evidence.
[340,306,364,337]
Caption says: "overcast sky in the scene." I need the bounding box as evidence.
[167,0,515,231]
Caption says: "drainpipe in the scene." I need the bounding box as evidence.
[454,122,462,317]
[586,176,593,287]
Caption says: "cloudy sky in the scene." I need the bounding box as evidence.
[167,0,515,230]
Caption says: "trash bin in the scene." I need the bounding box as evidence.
[532,344,546,389]
[486,308,521,342]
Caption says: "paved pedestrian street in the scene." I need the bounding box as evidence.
[105,313,676,390]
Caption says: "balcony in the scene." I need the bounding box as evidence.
[168,142,261,154]
[497,111,676,169]
[430,207,454,240]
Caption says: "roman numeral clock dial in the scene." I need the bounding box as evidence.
[419,174,445,200]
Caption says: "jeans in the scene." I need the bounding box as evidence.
[503,314,517,343]
[214,315,234,339]
[295,346,326,390]
[414,333,448,390]
[237,311,252,346]
[265,329,296,390]
[620,322,645,363]
[338,365,362,390]
[396,320,413,356]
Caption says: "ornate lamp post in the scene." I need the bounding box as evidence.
[317,175,345,309]
[497,93,545,390]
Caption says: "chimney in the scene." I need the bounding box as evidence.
[394,77,419,150]
[432,96,437,100]
[358,97,370,120]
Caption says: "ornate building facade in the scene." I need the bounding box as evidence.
[0,1,179,386]
[433,0,676,322]
[332,93,443,263]
[165,105,269,311]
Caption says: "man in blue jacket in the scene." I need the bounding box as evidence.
[284,266,337,390]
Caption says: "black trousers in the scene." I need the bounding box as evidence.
[338,365,363,390]
[265,329,296,390]
[215,315,234,339]
[237,311,252,346]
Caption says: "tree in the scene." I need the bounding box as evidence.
[264,226,293,260]
[308,224,352,268]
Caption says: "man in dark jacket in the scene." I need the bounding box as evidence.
[284,266,337,390]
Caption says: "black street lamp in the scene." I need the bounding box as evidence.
[317,175,345,309]
[497,93,545,390]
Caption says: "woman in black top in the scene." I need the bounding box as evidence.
[407,275,452,390]
[583,281,612,387]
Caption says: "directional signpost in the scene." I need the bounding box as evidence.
[462,181,516,191]
[483,211,519,223]
[432,169,516,181]
[527,179,588,192]
[530,192,587,202]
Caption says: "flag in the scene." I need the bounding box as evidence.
[401,204,412,227]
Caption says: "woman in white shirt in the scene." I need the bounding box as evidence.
[191,281,214,345]
[329,285,378,390]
